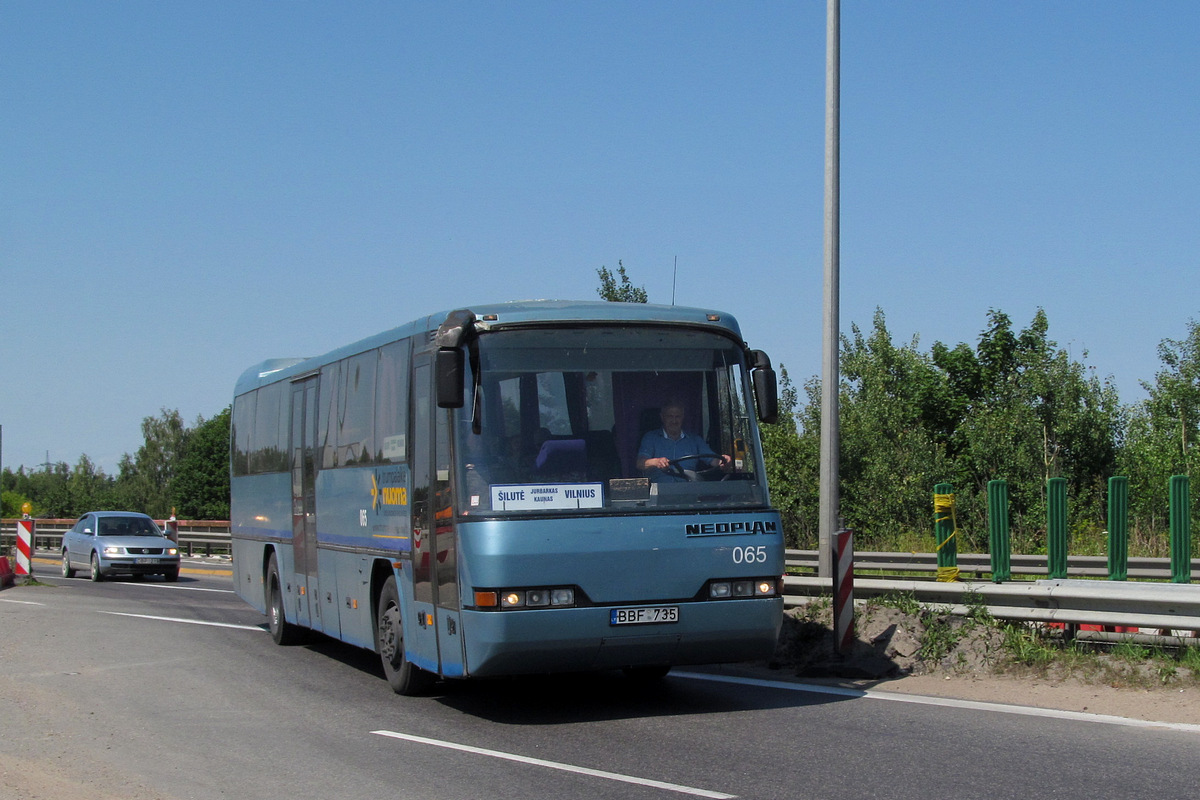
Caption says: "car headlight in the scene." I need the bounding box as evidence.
[167,548,179,556]
[103,546,122,556]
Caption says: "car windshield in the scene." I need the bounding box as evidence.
[454,326,769,515]
[98,517,161,537]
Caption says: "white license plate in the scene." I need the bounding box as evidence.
[610,606,679,626]
[135,558,158,565]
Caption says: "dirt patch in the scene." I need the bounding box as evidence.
[772,600,1006,679]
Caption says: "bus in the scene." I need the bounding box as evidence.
[230,300,784,694]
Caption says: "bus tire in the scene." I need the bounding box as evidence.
[376,576,432,696]
[267,553,303,645]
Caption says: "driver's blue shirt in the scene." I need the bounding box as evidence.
[637,429,714,483]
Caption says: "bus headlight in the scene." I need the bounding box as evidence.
[479,587,576,610]
[709,577,779,599]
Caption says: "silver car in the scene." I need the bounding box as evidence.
[62,511,181,582]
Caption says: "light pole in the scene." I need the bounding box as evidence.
[819,0,841,578]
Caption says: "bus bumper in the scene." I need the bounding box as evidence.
[460,597,782,678]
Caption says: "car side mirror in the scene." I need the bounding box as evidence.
[84,527,93,535]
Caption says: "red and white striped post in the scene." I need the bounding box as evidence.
[832,528,854,655]
[15,512,34,578]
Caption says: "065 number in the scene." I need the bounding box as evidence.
[732,546,768,564]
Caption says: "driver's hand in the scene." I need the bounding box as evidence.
[649,457,671,469]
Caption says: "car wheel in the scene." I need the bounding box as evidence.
[89,553,104,582]
[375,576,433,695]
[266,553,303,645]
[162,568,180,582]
[61,550,76,579]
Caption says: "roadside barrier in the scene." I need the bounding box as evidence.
[14,518,33,577]
[832,529,854,653]
[785,574,1200,635]
[0,556,14,588]
[934,474,1192,584]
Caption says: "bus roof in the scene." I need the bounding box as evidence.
[234,299,746,397]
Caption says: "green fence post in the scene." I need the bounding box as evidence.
[1170,475,1191,584]
[1107,476,1129,581]
[987,479,1011,583]
[1047,477,1068,580]
[933,483,958,581]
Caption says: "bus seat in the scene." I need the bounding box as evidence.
[534,438,587,477]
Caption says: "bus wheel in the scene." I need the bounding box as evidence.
[267,553,303,645]
[376,576,432,696]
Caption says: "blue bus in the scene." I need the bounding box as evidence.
[230,300,784,694]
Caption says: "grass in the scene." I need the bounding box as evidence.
[987,620,1200,688]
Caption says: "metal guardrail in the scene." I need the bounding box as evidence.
[787,548,1200,633]
[785,575,1200,634]
[786,549,1200,582]
[1,519,232,558]
[5,523,1197,632]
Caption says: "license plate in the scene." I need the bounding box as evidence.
[135,558,158,565]
[610,606,679,626]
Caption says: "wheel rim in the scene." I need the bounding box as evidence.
[379,603,402,666]
[269,584,282,632]
[62,552,69,576]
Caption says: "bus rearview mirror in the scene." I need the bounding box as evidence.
[436,348,465,408]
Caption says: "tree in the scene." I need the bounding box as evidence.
[115,409,189,518]
[1120,319,1200,538]
[596,261,648,303]
[838,309,953,546]
[173,407,231,519]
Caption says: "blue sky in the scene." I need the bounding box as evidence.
[2,2,1197,474]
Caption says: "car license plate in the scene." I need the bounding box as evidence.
[610,606,679,626]
[135,558,157,565]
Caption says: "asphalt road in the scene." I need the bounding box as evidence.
[2,560,1198,800]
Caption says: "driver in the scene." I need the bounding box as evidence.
[636,401,730,483]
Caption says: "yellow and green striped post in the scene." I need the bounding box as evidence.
[933,483,959,581]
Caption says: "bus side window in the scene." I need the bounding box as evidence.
[375,341,410,463]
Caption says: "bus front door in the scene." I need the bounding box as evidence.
[290,377,320,630]
[410,360,465,677]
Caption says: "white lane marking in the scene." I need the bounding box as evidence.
[131,582,235,594]
[674,671,1200,734]
[0,598,45,606]
[371,730,737,799]
[96,611,265,632]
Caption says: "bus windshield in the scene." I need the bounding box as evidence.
[455,326,769,515]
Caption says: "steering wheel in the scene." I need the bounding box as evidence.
[663,454,729,482]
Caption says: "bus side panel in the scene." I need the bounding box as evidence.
[231,472,293,612]
[312,466,415,649]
